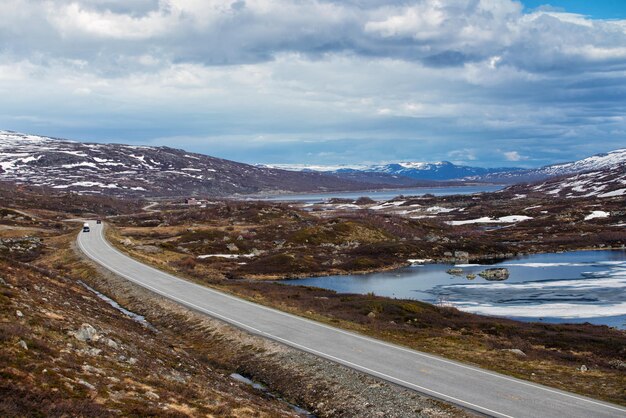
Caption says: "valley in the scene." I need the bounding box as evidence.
[1,133,625,416]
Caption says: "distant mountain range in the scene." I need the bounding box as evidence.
[266,149,626,185]
[265,161,523,181]
[1,130,625,197]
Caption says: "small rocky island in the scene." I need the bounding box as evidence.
[479,268,510,281]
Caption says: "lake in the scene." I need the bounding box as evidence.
[251,184,503,203]
[281,250,626,329]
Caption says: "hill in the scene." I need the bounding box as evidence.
[0,131,382,197]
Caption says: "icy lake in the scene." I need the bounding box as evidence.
[254,184,503,203]
[283,250,626,329]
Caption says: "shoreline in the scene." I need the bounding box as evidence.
[234,182,503,200]
[240,244,626,281]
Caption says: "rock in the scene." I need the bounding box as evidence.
[443,251,453,257]
[78,379,96,391]
[454,251,469,259]
[446,268,464,276]
[226,243,239,252]
[135,245,162,254]
[127,357,138,365]
[84,348,102,356]
[82,364,103,374]
[608,359,626,370]
[579,365,588,372]
[466,274,476,280]
[502,348,526,357]
[18,340,28,350]
[0,277,6,286]
[237,235,244,241]
[367,311,377,318]
[73,323,100,342]
[15,310,23,318]
[121,238,132,246]
[104,338,119,349]
[145,391,160,400]
[479,268,510,281]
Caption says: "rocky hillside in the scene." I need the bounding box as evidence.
[469,148,626,184]
[507,162,626,199]
[0,131,378,197]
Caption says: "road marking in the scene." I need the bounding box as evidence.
[79,223,626,416]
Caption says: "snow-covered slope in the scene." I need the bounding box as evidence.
[0,131,374,197]
[508,162,626,199]
[540,149,626,176]
[469,149,626,184]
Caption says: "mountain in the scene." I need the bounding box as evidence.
[0,131,384,197]
[506,161,626,199]
[264,161,523,181]
[270,149,626,186]
[467,149,626,184]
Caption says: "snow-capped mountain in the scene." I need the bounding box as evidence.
[468,149,626,183]
[264,161,523,181]
[0,131,376,197]
[507,162,626,199]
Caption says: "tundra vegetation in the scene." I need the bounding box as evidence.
[1,180,625,413]
[108,191,626,405]
[0,182,470,417]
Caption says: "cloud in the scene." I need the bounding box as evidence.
[503,151,527,161]
[0,0,624,165]
[448,149,477,163]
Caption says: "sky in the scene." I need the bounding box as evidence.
[0,0,625,168]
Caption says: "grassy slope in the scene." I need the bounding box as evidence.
[0,257,304,417]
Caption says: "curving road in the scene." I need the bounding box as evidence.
[78,222,625,418]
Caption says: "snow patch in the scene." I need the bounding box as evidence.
[447,215,532,226]
[197,253,257,259]
[584,211,609,220]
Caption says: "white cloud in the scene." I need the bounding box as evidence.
[503,151,526,161]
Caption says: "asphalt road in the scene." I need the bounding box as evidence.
[78,222,626,418]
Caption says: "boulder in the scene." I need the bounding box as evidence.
[446,268,464,276]
[454,251,469,260]
[502,348,526,357]
[479,268,510,281]
[135,245,162,254]
[466,274,476,280]
[608,359,626,370]
[73,323,100,342]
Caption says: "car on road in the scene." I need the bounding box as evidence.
[96,219,102,224]
[82,222,90,232]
